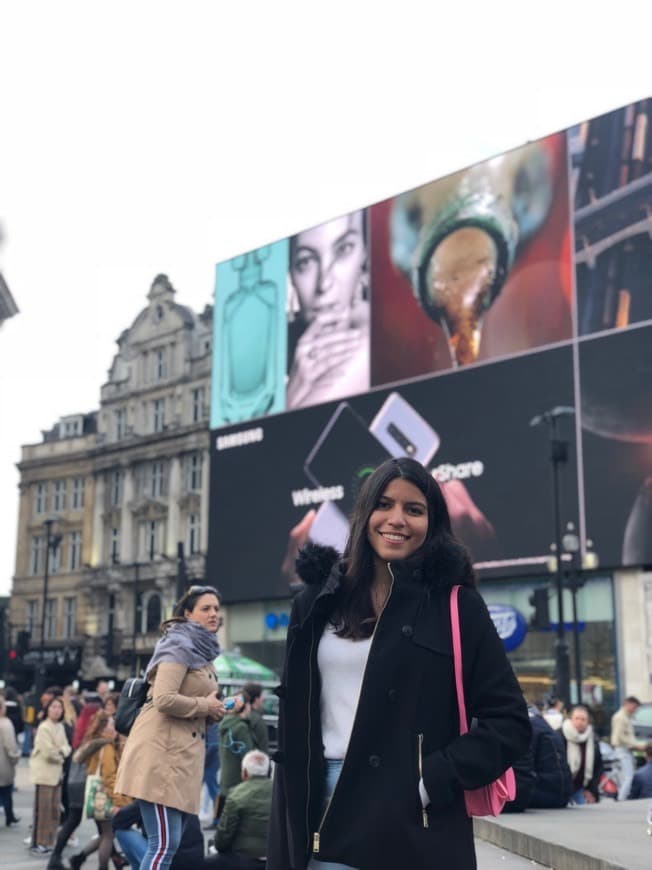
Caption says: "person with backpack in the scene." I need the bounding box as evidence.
[115,585,226,868]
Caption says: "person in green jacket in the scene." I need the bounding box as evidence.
[241,683,269,755]
[217,694,255,816]
[210,750,272,869]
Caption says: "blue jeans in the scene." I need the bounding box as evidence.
[570,787,586,805]
[307,760,357,870]
[138,800,187,869]
[115,826,146,869]
[204,743,220,803]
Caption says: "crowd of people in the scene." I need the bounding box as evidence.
[503,694,651,813]
[0,459,650,869]
[0,667,275,869]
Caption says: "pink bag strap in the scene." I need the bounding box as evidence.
[449,585,469,736]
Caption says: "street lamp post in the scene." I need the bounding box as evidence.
[530,407,574,709]
[37,517,62,696]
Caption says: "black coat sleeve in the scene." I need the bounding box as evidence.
[422,588,531,810]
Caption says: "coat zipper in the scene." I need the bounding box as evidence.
[418,733,429,828]
[306,621,315,855]
[312,563,395,855]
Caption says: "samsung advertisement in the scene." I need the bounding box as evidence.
[208,98,652,603]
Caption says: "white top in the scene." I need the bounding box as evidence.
[318,624,372,760]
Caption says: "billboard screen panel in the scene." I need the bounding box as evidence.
[208,98,652,602]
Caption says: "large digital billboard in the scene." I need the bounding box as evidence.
[209,98,652,603]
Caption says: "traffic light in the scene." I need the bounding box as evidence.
[529,587,550,629]
[17,630,30,655]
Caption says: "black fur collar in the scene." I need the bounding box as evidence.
[295,537,475,589]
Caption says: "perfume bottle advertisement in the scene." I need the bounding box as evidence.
[579,323,652,567]
[208,344,580,603]
[211,239,288,427]
[572,100,652,337]
[286,209,370,411]
[369,132,573,385]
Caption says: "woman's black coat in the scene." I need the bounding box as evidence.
[267,542,531,870]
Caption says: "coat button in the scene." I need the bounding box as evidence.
[368,755,381,768]
[401,625,413,637]
[192,731,197,738]
[388,688,398,702]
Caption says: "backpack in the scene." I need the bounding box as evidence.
[115,677,149,736]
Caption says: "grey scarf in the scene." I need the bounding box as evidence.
[145,619,221,679]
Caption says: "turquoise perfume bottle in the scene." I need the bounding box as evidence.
[212,240,287,426]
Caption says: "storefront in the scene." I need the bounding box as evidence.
[479,573,616,736]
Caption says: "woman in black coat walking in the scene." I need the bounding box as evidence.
[268,457,530,870]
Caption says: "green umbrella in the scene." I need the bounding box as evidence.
[213,651,278,685]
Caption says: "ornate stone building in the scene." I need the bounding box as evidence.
[9,275,213,686]
[9,414,98,687]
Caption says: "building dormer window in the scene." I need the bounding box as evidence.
[152,399,165,433]
[155,348,167,380]
[115,408,126,440]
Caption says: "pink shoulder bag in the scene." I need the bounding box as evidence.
[450,585,516,816]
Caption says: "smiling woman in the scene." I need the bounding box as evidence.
[114,586,225,868]
[268,457,531,870]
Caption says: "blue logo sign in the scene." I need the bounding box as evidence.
[488,604,527,652]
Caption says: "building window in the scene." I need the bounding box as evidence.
[63,597,76,639]
[192,387,205,423]
[35,482,48,515]
[72,477,85,510]
[31,536,43,575]
[142,351,149,384]
[141,520,162,560]
[152,398,165,433]
[188,513,201,555]
[115,408,126,440]
[187,453,202,492]
[53,479,67,511]
[149,461,165,498]
[49,543,61,575]
[156,348,167,380]
[110,470,123,507]
[69,531,82,571]
[44,598,57,640]
[145,594,162,633]
[27,600,39,634]
[110,527,121,564]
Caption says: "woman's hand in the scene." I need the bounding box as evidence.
[287,310,365,407]
[207,693,226,722]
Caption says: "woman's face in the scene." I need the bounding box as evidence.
[185,593,220,633]
[103,698,117,716]
[367,478,429,564]
[291,211,366,324]
[47,699,64,722]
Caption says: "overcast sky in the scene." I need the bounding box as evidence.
[1,2,650,595]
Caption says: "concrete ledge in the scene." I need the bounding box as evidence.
[473,799,651,870]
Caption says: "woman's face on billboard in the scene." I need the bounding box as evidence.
[290,211,366,324]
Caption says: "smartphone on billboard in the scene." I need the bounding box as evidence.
[369,392,440,464]
[308,500,351,553]
[305,403,393,520]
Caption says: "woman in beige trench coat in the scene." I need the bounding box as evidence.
[115,585,225,868]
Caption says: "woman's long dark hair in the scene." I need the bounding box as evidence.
[336,457,453,639]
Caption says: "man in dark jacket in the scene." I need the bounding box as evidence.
[505,705,572,811]
[207,750,272,869]
[629,741,652,799]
